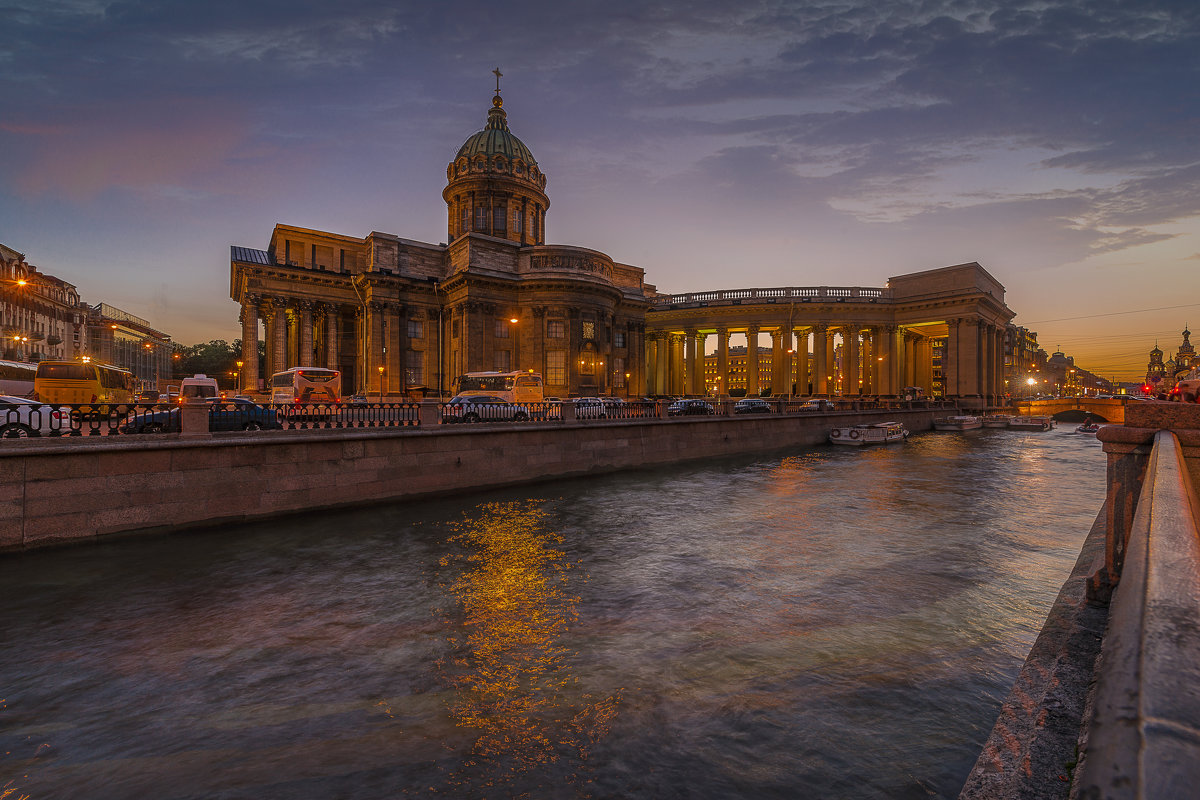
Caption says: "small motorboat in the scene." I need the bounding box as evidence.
[829,421,909,446]
[1076,422,1101,434]
[933,415,983,431]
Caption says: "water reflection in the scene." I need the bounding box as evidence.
[434,501,620,795]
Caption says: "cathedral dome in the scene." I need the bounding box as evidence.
[455,96,539,166]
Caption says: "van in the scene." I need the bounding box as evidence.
[179,374,219,402]
[1173,368,1200,402]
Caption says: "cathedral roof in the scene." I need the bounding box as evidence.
[454,95,539,167]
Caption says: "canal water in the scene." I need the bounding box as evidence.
[0,428,1107,799]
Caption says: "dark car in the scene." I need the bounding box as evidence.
[121,398,281,433]
[441,395,528,423]
[667,399,715,416]
[734,398,771,414]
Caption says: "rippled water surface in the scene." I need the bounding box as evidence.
[0,428,1107,799]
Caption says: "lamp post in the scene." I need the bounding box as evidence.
[1026,377,1037,399]
[377,365,385,404]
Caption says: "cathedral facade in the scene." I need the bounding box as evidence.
[230,88,649,398]
[1145,327,1196,392]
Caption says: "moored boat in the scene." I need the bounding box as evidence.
[1009,415,1055,431]
[828,421,909,446]
[932,415,983,431]
[982,414,1013,428]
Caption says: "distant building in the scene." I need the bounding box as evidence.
[87,304,172,389]
[0,243,90,363]
[1043,350,1111,397]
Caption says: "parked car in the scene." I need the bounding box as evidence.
[734,398,771,414]
[136,390,159,404]
[573,397,606,419]
[667,399,715,416]
[0,395,70,438]
[796,399,825,412]
[346,394,370,407]
[121,398,281,434]
[441,395,528,423]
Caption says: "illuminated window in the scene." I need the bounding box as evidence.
[613,357,625,387]
[614,330,626,348]
[547,320,565,339]
[546,350,566,385]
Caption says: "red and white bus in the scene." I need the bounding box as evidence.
[269,367,341,404]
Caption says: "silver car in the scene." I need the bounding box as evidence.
[0,395,70,438]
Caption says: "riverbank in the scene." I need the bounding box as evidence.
[0,408,944,552]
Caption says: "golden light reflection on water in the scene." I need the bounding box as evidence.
[435,501,620,794]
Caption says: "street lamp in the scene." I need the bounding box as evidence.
[377,365,385,404]
[1026,377,1037,399]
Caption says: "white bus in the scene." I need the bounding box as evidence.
[451,371,543,404]
[270,367,341,404]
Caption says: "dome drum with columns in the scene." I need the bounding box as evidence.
[230,77,1019,405]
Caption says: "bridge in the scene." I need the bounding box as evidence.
[1012,396,1130,423]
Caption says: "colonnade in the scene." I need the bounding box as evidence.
[644,317,1005,400]
[239,294,417,396]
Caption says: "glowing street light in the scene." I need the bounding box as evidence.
[377,365,385,403]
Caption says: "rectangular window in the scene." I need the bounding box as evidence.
[452,319,461,339]
[514,208,523,234]
[494,350,511,372]
[494,319,510,338]
[474,206,487,231]
[461,207,469,234]
[408,319,423,339]
[614,330,626,349]
[613,357,625,387]
[406,350,423,386]
[547,320,565,339]
[546,350,566,385]
[493,204,506,231]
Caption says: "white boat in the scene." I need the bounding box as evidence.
[1009,415,1056,431]
[829,421,909,446]
[982,414,1013,428]
[932,415,983,431]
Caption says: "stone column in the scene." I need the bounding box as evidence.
[746,326,760,396]
[646,334,659,395]
[845,326,860,395]
[240,296,260,394]
[770,329,786,397]
[813,324,828,395]
[961,319,981,397]
[668,333,683,395]
[794,327,809,396]
[270,298,287,379]
[684,329,698,396]
[656,333,670,396]
[298,301,314,367]
[388,304,404,395]
[325,305,339,374]
[944,319,961,398]
[716,328,730,398]
[891,326,905,396]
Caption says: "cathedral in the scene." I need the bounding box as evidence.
[230,82,650,398]
[230,80,1018,405]
[1145,327,1196,392]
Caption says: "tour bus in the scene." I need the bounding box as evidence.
[0,359,38,397]
[451,371,544,404]
[33,360,136,406]
[270,367,341,404]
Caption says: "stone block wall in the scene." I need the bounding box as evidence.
[0,410,941,553]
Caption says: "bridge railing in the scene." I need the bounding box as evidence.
[1074,428,1200,798]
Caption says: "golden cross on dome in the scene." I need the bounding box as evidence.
[493,67,503,94]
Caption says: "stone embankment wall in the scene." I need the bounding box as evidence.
[0,410,942,553]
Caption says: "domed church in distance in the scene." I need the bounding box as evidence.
[230,80,652,398]
[231,77,1018,407]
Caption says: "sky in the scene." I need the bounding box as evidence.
[2,0,1198,381]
